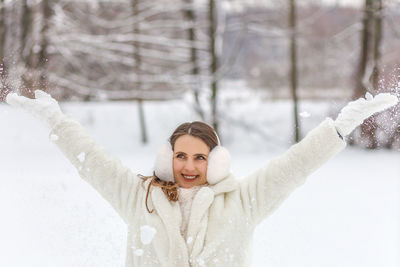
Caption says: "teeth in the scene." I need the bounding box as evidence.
[183,175,197,180]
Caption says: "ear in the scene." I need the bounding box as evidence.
[154,143,175,182]
[207,146,231,185]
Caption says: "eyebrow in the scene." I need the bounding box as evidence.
[175,152,208,157]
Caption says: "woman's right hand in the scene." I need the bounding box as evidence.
[6,90,64,126]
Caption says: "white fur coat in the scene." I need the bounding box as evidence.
[50,118,346,267]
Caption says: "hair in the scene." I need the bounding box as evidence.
[169,121,219,151]
[143,121,219,213]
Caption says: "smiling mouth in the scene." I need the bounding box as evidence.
[182,175,199,182]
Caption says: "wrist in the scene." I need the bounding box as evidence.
[47,110,65,126]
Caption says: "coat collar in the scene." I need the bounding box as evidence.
[207,174,238,195]
[141,174,239,262]
[150,186,190,266]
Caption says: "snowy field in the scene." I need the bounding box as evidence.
[0,95,399,267]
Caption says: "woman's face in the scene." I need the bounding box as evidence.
[173,134,209,188]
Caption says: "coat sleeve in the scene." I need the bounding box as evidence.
[50,117,141,223]
[239,118,346,225]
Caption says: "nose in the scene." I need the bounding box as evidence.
[183,158,195,173]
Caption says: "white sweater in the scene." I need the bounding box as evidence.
[50,117,346,267]
[178,186,202,239]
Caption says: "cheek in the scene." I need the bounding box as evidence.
[173,159,181,173]
[200,162,208,175]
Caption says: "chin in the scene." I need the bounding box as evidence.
[177,178,206,188]
[180,182,199,188]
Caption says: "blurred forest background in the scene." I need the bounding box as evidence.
[0,0,399,149]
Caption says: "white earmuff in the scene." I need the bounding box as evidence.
[205,145,231,185]
[153,143,231,185]
[154,143,175,182]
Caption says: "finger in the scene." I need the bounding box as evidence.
[373,93,398,106]
[349,97,366,106]
[365,92,373,100]
[340,98,365,113]
[6,93,41,114]
[6,93,30,107]
[366,94,398,116]
[34,90,51,100]
[5,93,18,104]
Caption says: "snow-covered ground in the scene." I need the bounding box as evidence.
[0,96,399,267]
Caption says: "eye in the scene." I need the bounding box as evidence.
[176,153,185,159]
[197,155,206,160]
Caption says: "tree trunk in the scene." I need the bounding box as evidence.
[289,0,300,142]
[138,99,148,144]
[38,0,51,89]
[0,0,9,102]
[20,0,36,97]
[354,0,373,99]
[20,0,34,68]
[354,0,380,149]
[209,0,219,133]
[183,0,204,120]
[131,0,148,144]
[364,0,383,149]
[0,0,6,64]
[371,0,382,91]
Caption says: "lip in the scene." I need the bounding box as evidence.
[182,174,199,182]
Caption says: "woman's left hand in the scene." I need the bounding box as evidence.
[334,92,398,137]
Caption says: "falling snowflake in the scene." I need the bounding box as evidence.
[134,249,144,256]
[299,111,311,118]
[140,225,157,245]
[77,152,86,163]
[50,134,59,141]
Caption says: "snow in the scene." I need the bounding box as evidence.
[197,258,206,267]
[299,111,311,118]
[49,134,59,141]
[0,96,399,267]
[77,152,86,163]
[133,249,144,256]
[140,225,157,245]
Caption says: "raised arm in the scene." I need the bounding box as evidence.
[6,90,141,223]
[240,93,398,225]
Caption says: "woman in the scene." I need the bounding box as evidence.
[5,90,398,267]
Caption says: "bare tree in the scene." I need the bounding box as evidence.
[17,0,54,97]
[0,0,6,63]
[37,0,52,89]
[289,0,300,142]
[20,0,37,97]
[20,0,36,68]
[354,0,373,99]
[131,0,148,144]
[0,0,7,101]
[183,0,204,120]
[209,0,219,132]
[371,0,382,90]
[48,1,201,101]
[353,0,385,149]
